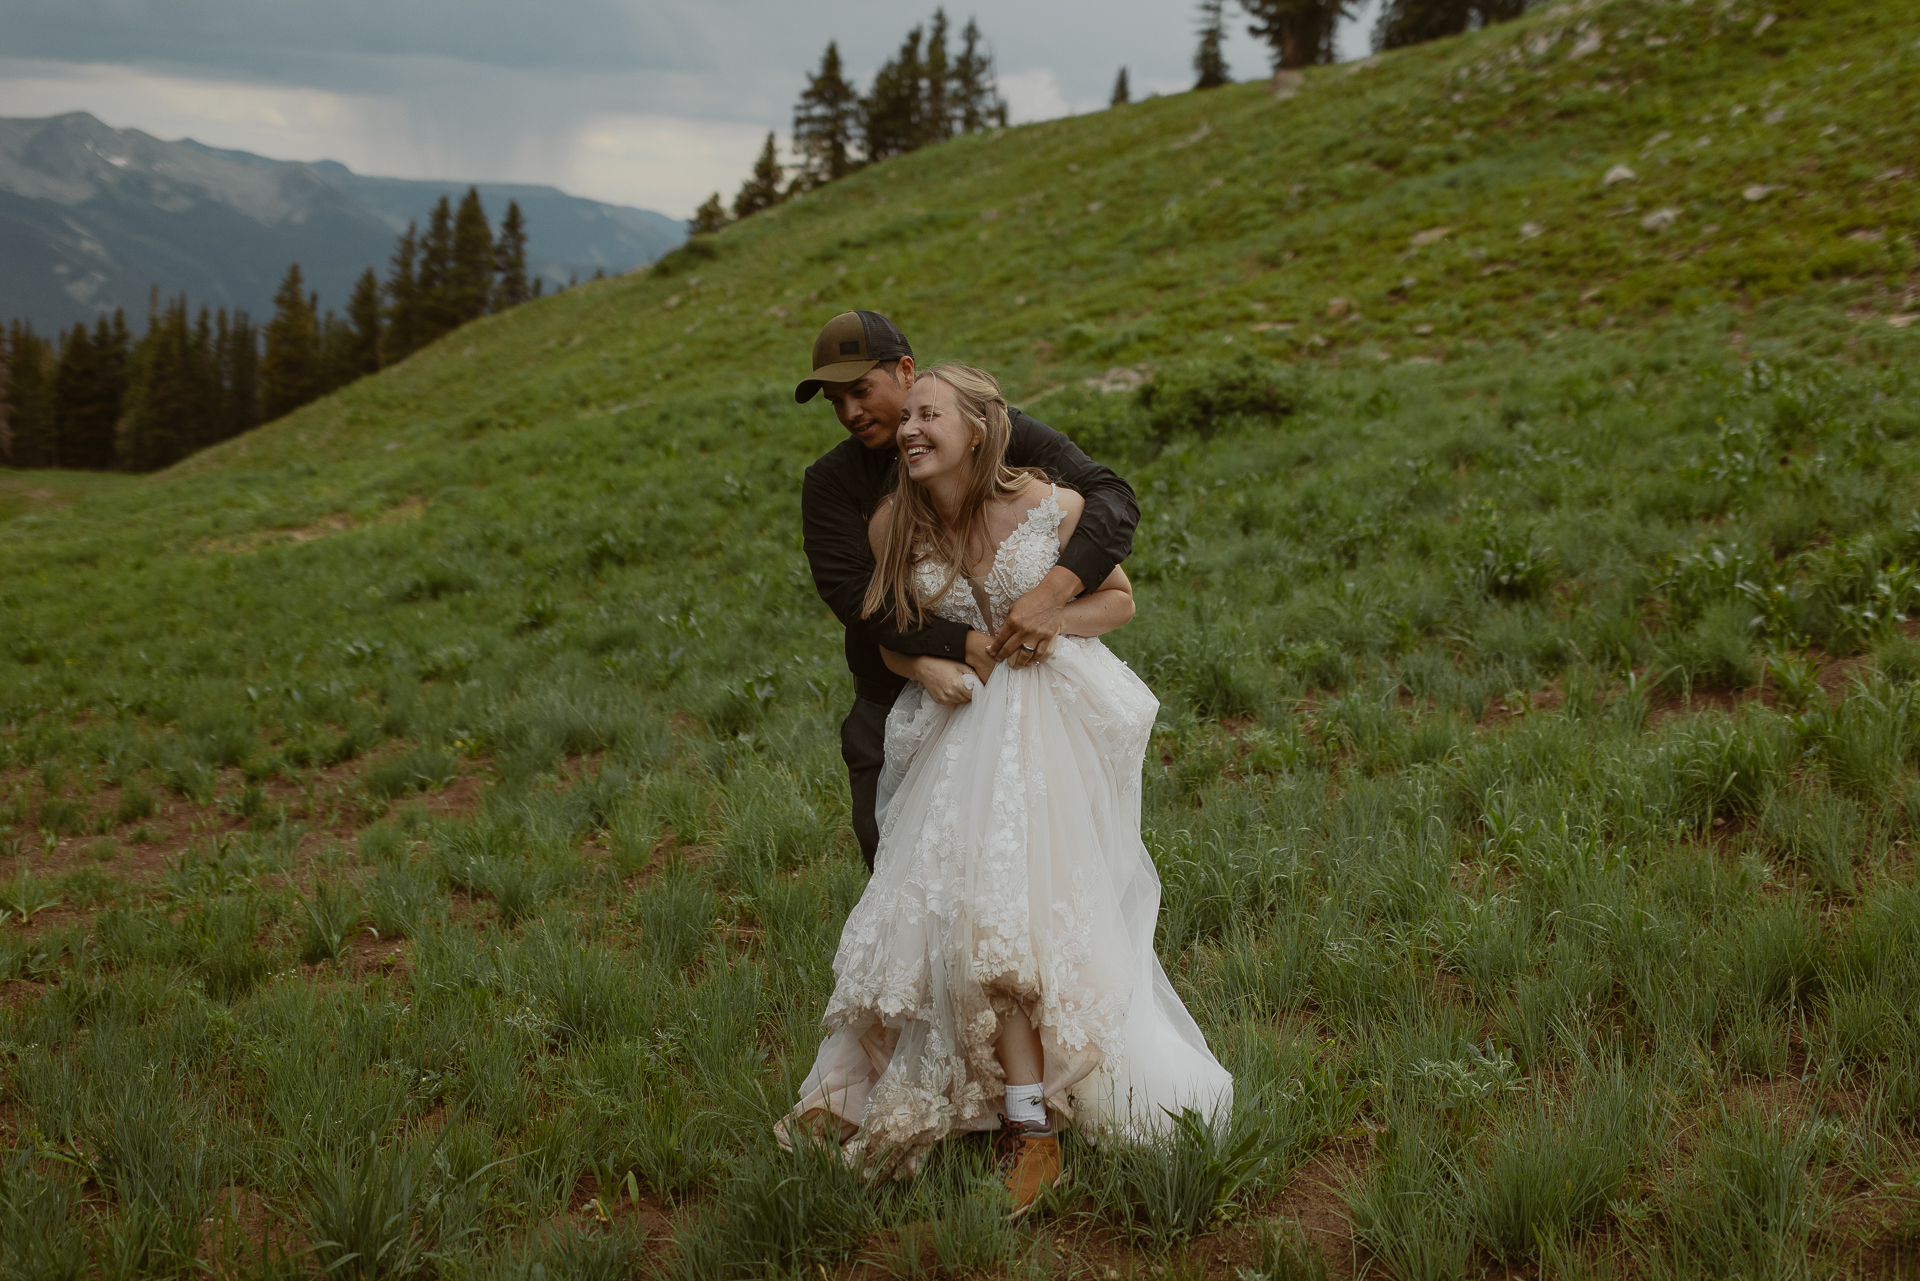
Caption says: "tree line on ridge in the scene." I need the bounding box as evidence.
[696,0,1533,236]
[0,189,535,475]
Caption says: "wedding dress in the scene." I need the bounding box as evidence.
[785,486,1232,1176]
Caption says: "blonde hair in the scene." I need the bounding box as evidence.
[862,364,1043,627]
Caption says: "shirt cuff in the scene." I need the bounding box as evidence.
[1055,542,1111,597]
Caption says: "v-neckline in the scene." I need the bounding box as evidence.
[963,488,1054,584]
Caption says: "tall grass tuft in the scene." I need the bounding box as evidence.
[1760,786,1867,897]
[670,1137,877,1280]
[1344,1115,1474,1281]
[628,868,717,972]
[368,860,443,939]
[298,880,365,964]
[1662,1108,1830,1278]
[1070,1105,1275,1248]
[302,1148,423,1280]
[1464,1062,1653,1260]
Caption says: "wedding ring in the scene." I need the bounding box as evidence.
[1020,645,1036,653]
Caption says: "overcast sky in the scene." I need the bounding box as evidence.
[0,0,1378,219]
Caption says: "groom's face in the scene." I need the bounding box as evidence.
[822,358,914,452]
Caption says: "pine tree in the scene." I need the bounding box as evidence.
[793,41,861,189]
[2,322,56,467]
[1111,67,1132,107]
[950,18,1009,134]
[262,263,322,422]
[1372,0,1521,50]
[862,25,926,162]
[449,187,495,325]
[52,323,95,469]
[187,306,220,454]
[318,310,355,397]
[223,310,261,440]
[733,133,786,220]
[923,10,953,145]
[0,325,9,462]
[1243,0,1351,69]
[101,311,131,439]
[494,201,531,307]
[688,193,729,236]
[53,318,126,470]
[383,221,423,364]
[121,296,209,471]
[1195,0,1232,88]
[211,310,238,443]
[344,268,382,380]
[417,196,458,346]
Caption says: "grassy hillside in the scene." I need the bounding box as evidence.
[3,0,1920,1276]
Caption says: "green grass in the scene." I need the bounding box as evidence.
[0,467,139,525]
[1,0,1919,1273]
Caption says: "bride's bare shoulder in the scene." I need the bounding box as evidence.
[1047,484,1084,545]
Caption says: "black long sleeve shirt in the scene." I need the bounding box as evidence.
[802,408,1140,699]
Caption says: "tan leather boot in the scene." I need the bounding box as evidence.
[995,1120,1062,1213]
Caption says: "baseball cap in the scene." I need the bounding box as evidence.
[794,311,915,403]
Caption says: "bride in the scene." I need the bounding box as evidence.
[782,364,1231,1207]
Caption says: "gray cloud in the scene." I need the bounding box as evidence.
[0,0,714,79]
[0,1,1295,116]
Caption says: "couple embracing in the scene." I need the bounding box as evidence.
[780,311,1231,1208]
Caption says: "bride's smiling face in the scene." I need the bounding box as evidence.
[899,377,977,485]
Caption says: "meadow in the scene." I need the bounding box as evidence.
[3,0,1920,1275]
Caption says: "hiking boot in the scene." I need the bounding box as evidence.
[994,1119,1061,1213]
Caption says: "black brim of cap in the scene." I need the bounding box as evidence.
[793,358,879,403]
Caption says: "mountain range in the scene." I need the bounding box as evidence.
[0,112,685,333]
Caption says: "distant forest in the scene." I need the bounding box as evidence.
[0,189,541,475]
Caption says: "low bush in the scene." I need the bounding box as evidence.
[1137,352,1304,440]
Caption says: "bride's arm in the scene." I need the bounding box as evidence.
[870,499,982,706]
[1061,565,1134,638]
[880,644,977,704]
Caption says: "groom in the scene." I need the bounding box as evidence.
[798,310,1140,871]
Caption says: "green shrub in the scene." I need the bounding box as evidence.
[112,783,155,826]
[362,745,457,802]
[35,796,88,839]
[1137,352,1303,440]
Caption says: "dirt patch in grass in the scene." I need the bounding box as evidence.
[1260,1137,1370,1279]
[197,493,429,554]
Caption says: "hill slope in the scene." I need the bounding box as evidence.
[3,0,1920,1275]
[0,112,684,330]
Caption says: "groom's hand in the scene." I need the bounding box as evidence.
[992,567,1079,669]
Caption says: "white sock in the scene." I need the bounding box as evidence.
[1004,1085,1048,1133]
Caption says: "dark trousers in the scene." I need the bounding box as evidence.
[840,695,892,872]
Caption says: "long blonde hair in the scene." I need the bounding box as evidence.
[862,364,1042,627]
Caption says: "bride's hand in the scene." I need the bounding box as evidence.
[916,658,978,706]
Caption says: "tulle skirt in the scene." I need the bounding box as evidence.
[782,636,1232,1176]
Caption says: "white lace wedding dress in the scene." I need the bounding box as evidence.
[785,487,1232,1176]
